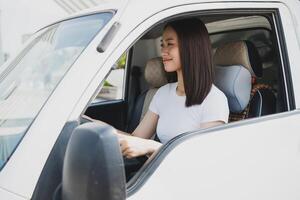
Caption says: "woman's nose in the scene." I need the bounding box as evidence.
[161,47,168,55]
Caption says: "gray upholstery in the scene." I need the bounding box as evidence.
[214,65,251,113]
[141,57,168,120]
[127,57,168,133]
[144,57,168,88]
[214,41,262,78]
[140,89,157,121]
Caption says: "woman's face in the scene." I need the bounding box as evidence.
[161,26,181,72]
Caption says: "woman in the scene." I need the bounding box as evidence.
[90,18,229,158]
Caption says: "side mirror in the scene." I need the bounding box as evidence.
[62,122,126,200]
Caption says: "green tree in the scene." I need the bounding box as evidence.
[117,53,126,69]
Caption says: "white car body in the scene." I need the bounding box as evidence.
[0,0,300,199]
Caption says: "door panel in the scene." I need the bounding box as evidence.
[128,110,300,200]
[85,100,127,131]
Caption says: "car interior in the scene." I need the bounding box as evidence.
[86,14,285,128]
[32,11,291,200]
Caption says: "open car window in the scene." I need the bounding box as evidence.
[84,12,291,184]
[93,53,127,103]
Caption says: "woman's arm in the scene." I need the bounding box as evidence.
[118,111,162,158]
[131,111,159,138]
[82,111,162,158]
[200,120,225,129]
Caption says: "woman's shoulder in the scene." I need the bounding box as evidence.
[157,82,176,93]
[205,84,228,102]
[150,83,176,106]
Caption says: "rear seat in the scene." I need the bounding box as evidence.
[214,40,277,121]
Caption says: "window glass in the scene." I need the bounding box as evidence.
[0,12,113,170]
[94,53,127,102]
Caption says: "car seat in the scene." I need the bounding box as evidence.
[126,57,170,133]
[214,40,277,122]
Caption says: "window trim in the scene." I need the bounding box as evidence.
[270,9,295,111]
[37,10,117,33]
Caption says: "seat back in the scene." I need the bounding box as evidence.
[127,57,169,132]
[214,40,276,121]
[214,65,252,114]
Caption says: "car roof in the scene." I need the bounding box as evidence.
[38,0,297,32]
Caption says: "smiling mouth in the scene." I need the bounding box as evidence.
[163,58,172,62]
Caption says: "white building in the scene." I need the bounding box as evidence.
[0,10,4,67]
[0,0,106,67]
[53,0,108,14]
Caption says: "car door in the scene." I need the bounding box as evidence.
[27,1,300,200]
[92,1,300,200]
[0,3,130,199]
[127,110,300,200]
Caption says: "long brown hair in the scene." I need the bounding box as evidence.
[166,18,213,107]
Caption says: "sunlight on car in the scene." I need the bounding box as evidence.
[0,12,113,169]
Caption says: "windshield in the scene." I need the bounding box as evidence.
[0,12,113,169]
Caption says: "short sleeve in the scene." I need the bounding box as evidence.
[201,87,229,123]
[149,88,162,115]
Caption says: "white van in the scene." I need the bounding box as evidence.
[1,0,300,199]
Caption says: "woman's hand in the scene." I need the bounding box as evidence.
[118,134,162,159]
[81,111,160,158]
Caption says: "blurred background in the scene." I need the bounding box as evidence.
[0,0,109,67]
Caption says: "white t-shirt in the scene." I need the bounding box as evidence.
[149,82,229,144]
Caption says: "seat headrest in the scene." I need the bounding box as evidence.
[144,57,168,88]
[215,65,252,113]
[214,41,262,78]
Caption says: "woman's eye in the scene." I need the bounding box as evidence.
[161,42,174,48]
